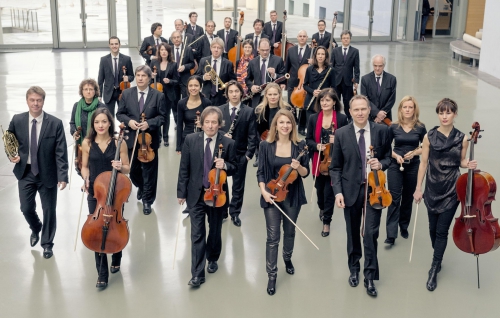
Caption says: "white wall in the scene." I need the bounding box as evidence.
[479,0,500,79]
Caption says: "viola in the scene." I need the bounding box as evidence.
[137,113,155,163]
[367,145,392,209]
[260,130,269,141]
[150,66,164,92]
[453,122,500,256]
[273,10,294,61]
[75,126,83,174]
[118,66,130,100]
[204,144,227,207]
[81,123,131,254]
[290,39,317,109]
[319,122,335,174]
[228,11,245,71]
[266,146,308,202]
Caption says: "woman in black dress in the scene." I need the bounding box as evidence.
[257,109,309,296]
[80,108,130,289]
[151,42,180,147]
[414,98,477,291]
[305,88,348,236]
[176,75,212,153]
[385,96,426,245]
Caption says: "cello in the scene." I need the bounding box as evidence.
[150,66,164,92]
[273,10,294,61]
[118,66,130,101]
[81,123,131,254]
[137,113,155,163]
[228,11,245,71]
[453,122,500,287]
[290,39,317,109]
[204,144,227,207]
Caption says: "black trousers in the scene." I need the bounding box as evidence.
[87,194,122,282]
[344,184,382,280]
[160,97,174,142]
[315,174,335,225]
[105,89,121,117]
[336,82,354,120]
[128,146,159,204]
[386,159,419,238]
[229,154,249,217]
[264,196,301,278]
[190,191,224,278]
[18,167,57,248]
[428,207,457,263]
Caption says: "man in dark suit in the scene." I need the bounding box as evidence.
[139,22,168,66]
[245,38,286,107]
[196,38,236,106]
[8,86,68,259]
[330,95,392,297]
[331,30,360,121]
[312,19,337,52]
[217,17,239,59]
[244,19,269,57]
[360,55,397,124]
[171,19,199,61]
[186,11,204,37]
[98,36,134,117]
[263,10,283,55]
[116,65,166,215]
[218,81,258,226]
[198,20,219,59]
[177,107,237,287]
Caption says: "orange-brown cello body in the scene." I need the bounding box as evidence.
[290,64,308,108]
[274,41,294,61]
[118,66,131,101]
[204,144,227,207]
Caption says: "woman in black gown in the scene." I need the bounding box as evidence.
[413,98,477,292]
[81,108,130,289]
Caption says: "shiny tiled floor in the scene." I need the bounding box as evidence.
[1,40,499,317]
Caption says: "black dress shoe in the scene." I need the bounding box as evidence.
[164,141,169,147]
[348,272,359,287]
[30,231,40,247]
[137,188,142,201]
[267,278,276,295]
[384,238,395,245]
[96,281,108,289]
[143,202,152,215]
[401,229,409,239]
[426,261,440,291]
[284,260,294,275]
[43,247,53,259]
[364,279,378,296]
[207,261,218,273]
[110,266,120,274]
[188,277,205,287]
[231,215,241,227]
[252,158,259,167]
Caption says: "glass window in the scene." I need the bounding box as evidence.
[397,0,408,40]
[116,0,129,45]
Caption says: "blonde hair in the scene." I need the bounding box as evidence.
[255,83,291,123]
[266,109,300,144]
[395,95,424,129]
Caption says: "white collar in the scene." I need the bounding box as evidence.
[354,122,370,133]
[229,102,241,109]
[29,112,44,122]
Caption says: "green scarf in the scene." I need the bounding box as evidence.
[75,97,100,144]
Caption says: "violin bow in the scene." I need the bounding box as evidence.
[310,145,322,211]
[361,150,370,237]
[69,142,75,190]
[73,191,85,251]
[129,129,140,172]
[270,199,319,250]
[409,201,421,262]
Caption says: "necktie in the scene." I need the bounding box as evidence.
[231,107,236,122]
[272,24,276,43]
[343,48,347,62]
[261,58,267,84]
[113,57,119,87]
[376,76,381,93]
[139,92,145,113]
[192,26,195,32]
[211,59,217,97]
[30,119,39,176]
[176,48,180,63]
[156,38,160,48]
[211,35,214,42]
[298,48,303,62]
[225,31,229,52]
[254,36,259,56]
[320,33,323,40]
[358,129,366,181]
[203,137,213,188]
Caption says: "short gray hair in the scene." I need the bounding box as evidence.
[211,37,225,49]
[371,54,386,66]
[135,65,152,78]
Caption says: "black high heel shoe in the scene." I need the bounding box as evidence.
[321,224,330,237]
[284,260,295,275]
[267,278,276,295]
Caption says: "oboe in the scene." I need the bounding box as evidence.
[226,109,241,138]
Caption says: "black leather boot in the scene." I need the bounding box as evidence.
[426,261,440,291]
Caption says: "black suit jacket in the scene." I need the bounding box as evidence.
[330,46,360,86]
[245,33,269,56]
[195,56,236,100]
[150,60,180,102]
[216,29,239,52]
[186,24,204,37]
[329,122,392,207]
[8,112,68,187]
[199,34,219,58]
[177,131,237,208]
[116,87,166,150]
[171,43,195,86]
[169,33,199,61]
[98,53,135,104]
[360,71,397,121]
[218,103,258,159]
[312,31,337,50]
[285,45,311,89]
[263,21,283,47]
[139,35,168,65]
[245,55,285,107]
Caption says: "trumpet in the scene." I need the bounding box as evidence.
[204,60,226,91]
[1,125,19,159]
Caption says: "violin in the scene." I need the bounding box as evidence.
[319,122,335,174]
[453,122,500,256]
[273,10,295,61]
[81,123,131,254]
[228,11,245,71]
[266,146,308,202]
[75,126,83,174]
[137,113,155,163]
[118,66,130,100]
[367,146,392,209]
[145,45,153,56]
[204,144,227,207]
[290,39,317,109]
[150,66,164,92]
[260,130,269,141]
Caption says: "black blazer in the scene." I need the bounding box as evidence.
[199,34,219,58]
[169,33,198,60]
[303,66,336,110]
[176,96,212,151]
[305,111,349,159]
[219,103,258,159]
[360,71,397,121]
[116,87,166,150]
[216,29,239,52]
[245,55,285,107]
[256,140,310,208]
[312,31,337,50]
[8,112,68,187]
[98,53,135,104]
[285,45,311,89]
[177,131,237,208]
[263,21,283,47]
[195,56,236,100]
[171,43,195,86]
[245,33,269,56]
[329,122,392,207]
[186,24,204,37]
[69,100,106,138]
[330,46,360,86]
[139,35,168,65]
[150,60,180,102]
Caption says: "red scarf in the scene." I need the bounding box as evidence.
[312,110,337,177]
[236,55,254,95]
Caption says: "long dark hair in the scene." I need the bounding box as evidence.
[156,42,173,63]
[312,46,330,69]
[85,108,115,145]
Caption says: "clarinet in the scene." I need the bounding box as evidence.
[226,109,241,138]
[306,67,332,110]
[242,73,290,102]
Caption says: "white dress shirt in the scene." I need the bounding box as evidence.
[28,112,44,164]
[354,122,371,158]
[342,45,350,56]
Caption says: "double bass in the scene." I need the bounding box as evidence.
[204,144,227,207]
[228,11,245,71]
[81,123,131,254]
[273,10,294,61]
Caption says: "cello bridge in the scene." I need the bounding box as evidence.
[463,215,476,219]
